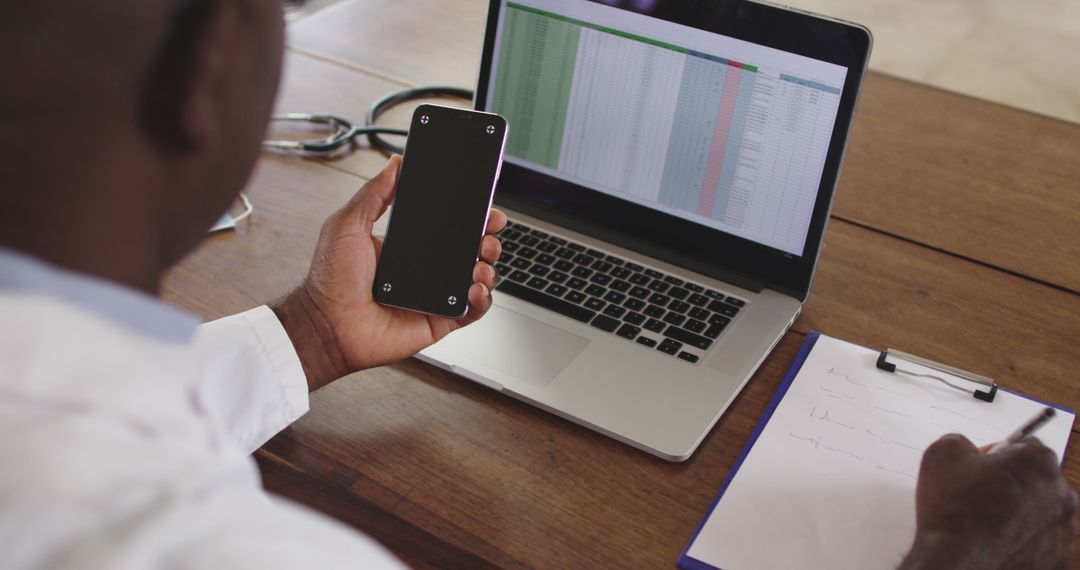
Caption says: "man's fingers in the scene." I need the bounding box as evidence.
[486,208,508,235]
[921,433,978,475]
[457,282,492,327]
[479,235,501,265]
[343,155,402,227]
[473,261,497,291]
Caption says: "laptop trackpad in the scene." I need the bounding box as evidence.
[448,307,588,387]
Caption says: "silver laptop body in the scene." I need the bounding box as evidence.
[419,0,872,461]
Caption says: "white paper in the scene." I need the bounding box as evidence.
[686,335,1075,570]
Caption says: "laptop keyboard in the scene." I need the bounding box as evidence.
[493,221,746,364]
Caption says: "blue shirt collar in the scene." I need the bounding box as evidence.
[0,247,199,344]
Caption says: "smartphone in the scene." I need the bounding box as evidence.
[373,104,507,318]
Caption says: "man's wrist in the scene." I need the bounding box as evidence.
[270,286,349,392]
[899,531,986,570]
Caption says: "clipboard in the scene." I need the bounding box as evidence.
[678,332,1075,570]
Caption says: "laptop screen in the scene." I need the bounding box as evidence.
[475,0,871,299]
[484,0,847,256]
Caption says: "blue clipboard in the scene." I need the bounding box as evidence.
[677,331,1074,570]
[677,331,822,570]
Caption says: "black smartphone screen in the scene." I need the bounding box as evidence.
[373,104,507,318]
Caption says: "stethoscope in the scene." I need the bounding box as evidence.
[261,86,473,156]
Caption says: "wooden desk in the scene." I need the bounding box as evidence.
[163,1,1080,567]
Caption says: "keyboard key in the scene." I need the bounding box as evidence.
[644,318,665,333]
[647,280,670,293]
[591,260,613,273]
[502,241,520,253]
[677,352,700,364]
[645,269,663,279]
[708,300,740,317]
[623,311,646,326]
[648,293,671,306]
[555,247,576,260]
[520,235,540,247]
[663,326,713,350]
[586,248,605,258]
[629,273,650,285]
[688,293,709,307]
[510,222,532,231]
[498,252,512,263]
[495,262,511,277]
[549,236,567,246]
[589,273,612,286]
[500,229,522,242]
[573,254,595,265]
[590,314,620,332]
[536,253,556,265]
[529,229,549,239]
[643,305,665,318]
[688,307,710,321]
[584,297,606,311]
[709,314,732,326]
[510,258,531,270]
[610,267,631,279]
[546,284,568,297]
[537,241,558,253]
[518,247,538,259]
[685,319,707,333]
[615,323,640,339]
[658,338,682,355]
[705,289,726,300]
[664,276,684,286]
[636,336,657,348]
[603,305,626,319]
[684,283,704,293]
[565,290,587,304]
[624,298,646,311]
[668,300,691,314]
[629,286,649,299]
[610,279,631,292]
[554,259,574,272]
[571,266,593,279]
[527,265,550,277]
[496,280,596,323]
[624,262,644,272]
[704,322,726,339]
[567,242,586,252]
[668,287,689,300]
[726,296,746,307]
[662,312,686,326]
[527,277,549,290]
[549,271,569,284]
[567,277,587,290]
[585,284,606,297]
[509,270,529,283]
[605,255,624,265]
[603,290,626,304]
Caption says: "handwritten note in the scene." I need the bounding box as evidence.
[684,335,1075,570]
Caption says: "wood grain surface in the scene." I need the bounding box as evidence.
[159,1,1080,567]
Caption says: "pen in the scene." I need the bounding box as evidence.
[987,407,1056,453]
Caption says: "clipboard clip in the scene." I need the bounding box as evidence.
[876,349,998,402]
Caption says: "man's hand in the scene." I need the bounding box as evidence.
[272,155,506,391]
[900,433,1077,570]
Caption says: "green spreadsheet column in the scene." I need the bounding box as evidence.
[492,5,580,169]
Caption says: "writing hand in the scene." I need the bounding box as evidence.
[900,433,1077,570]
[273,155,506,390]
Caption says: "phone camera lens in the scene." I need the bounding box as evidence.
[419,115,430,125]
[485,125,496,134]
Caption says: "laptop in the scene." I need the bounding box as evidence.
[418,0,872,461]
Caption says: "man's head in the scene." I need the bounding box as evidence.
[0,0,284,290]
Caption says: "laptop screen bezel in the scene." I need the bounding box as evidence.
[476,0,872,301]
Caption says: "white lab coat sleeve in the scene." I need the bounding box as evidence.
[191,306,309,454]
